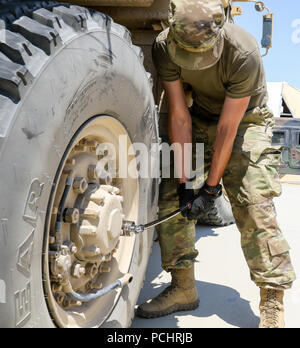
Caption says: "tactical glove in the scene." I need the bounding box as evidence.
[187,183,222,221]
[177,183,195,218]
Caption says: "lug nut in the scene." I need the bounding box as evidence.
[73,177,88,194]
[63,208,80,224]
[79,225,97,237]
[80,208,99,219]
[99,264,111,273]
[88,280,103,290]
[62,297,82,309]
[74,144,87,152]
[85,263,99,278]
[81,139,98,148]
[88,165,98,180]
[51,282,62,293]
[66,158,76,166]
[63,167,73,175]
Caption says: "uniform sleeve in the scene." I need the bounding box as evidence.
[226,48,266,99]
[152,37,181,82]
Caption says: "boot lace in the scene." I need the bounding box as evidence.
[261,289,280,328]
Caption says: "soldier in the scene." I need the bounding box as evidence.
[136,0,296,328]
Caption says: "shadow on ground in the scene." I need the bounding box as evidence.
[132,225,259,328]
[132,279,259,328]
[132,226,259,328]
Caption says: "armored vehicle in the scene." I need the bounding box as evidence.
[0,0,298,328]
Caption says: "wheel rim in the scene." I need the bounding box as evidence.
[43,116,139,328]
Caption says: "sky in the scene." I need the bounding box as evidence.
[234,0,300,90]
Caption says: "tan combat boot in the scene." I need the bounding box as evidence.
[136,265,199,318]
[259,288,285,328]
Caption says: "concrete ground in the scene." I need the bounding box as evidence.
[132,184,300,328]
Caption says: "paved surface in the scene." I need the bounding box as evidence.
[132,184,300,328]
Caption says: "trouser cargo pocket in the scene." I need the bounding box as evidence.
[268,235,290,257]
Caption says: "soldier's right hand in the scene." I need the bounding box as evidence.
[177,183,195,217]
[187,187,215,221]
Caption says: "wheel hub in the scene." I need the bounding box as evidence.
[73,183,124,260]
[44,116,139,327]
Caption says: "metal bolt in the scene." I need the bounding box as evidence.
[66,158,76,166]
[112,240,120,255]
[56,232,64,244]
[82,246,101,257]
[101,254,112,262]
[51,282,62,293]
[99,264,111,273]
[88,280,103,291]
[49,236,56,244]
[84,139,98,148]
[49,250,60,259]
[99,172,113,185]
[74,144,87,152]
[80,208,99,220]
[71,262,86,278]
[79,225,97,237]
[63,241,77,255]
[70,244,78,255]
[73,177,88,194]
[85,263,99,278]
[62,297,82,309]
[63,208,80,224]
[54,292,65,306]
[63,167,73,175]
[112,248,118,255]
[88,165,98,180]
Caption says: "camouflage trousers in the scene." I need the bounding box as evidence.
[157,106,296,290]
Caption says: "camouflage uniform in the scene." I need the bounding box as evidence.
[155,0,296,290]
[158,107,296,289]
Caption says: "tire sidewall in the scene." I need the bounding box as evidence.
[0,27,158,328]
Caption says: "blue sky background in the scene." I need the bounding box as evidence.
[234,0,300,89]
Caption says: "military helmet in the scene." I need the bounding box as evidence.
[167,0,226,70]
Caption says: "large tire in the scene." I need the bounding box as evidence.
[0,2,159,328]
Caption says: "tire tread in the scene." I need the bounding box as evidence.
[0,1,134,102]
